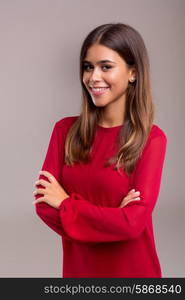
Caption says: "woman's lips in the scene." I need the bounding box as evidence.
[90,87,110,96]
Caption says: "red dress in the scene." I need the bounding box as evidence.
[34,116,167,278]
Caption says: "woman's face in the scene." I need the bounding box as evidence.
[82,43,135,107]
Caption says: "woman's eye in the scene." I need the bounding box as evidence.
[83,65,92,71]
[82,65,112,71]
[102,65,112,70]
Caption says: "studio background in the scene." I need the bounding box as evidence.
[0,0,184,277]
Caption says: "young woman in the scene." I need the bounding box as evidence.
[33,23,167,278]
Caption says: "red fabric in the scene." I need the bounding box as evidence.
[35,116,167,278]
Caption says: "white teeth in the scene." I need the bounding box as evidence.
[91,87,109,92]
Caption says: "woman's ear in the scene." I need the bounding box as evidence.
[129,67,137,82]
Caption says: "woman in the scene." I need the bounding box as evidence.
[33,23,167,278]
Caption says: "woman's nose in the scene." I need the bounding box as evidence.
[90,67,102,81]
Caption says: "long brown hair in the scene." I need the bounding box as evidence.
[64,23,154,176]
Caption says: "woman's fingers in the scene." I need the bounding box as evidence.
[32,197,45,204]
[33,188,46,195]
[35,179,50,188]
[120,197,140,208]
[119,189,141,208]
[32,170,67,208]
[128,189,135,194]
[39,170,56,183]
[126,190,140,201]
[120,196,140,208]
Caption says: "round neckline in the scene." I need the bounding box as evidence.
[97,124,123,131]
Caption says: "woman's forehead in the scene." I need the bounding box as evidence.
[84,44,123,64]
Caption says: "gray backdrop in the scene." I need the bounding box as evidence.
[0,0,184,277]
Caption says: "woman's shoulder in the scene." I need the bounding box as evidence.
[55,115,79,130]
[139,124,167,159]
[149,123,167,142]
[141,124,168,153]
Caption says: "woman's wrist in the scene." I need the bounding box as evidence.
[57,194,70,209]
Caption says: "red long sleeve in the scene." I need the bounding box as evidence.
[58,133,167,243]
[34,119,72,239]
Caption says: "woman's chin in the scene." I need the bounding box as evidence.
[92,100,108,107]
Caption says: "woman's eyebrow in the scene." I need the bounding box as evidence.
[83,60,116,64]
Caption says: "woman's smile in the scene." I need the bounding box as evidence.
[90,86,110,96]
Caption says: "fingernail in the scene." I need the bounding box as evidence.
[132,189,135,192]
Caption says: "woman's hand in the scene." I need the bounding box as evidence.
[32,170,69,209]
[119,189,140,208]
